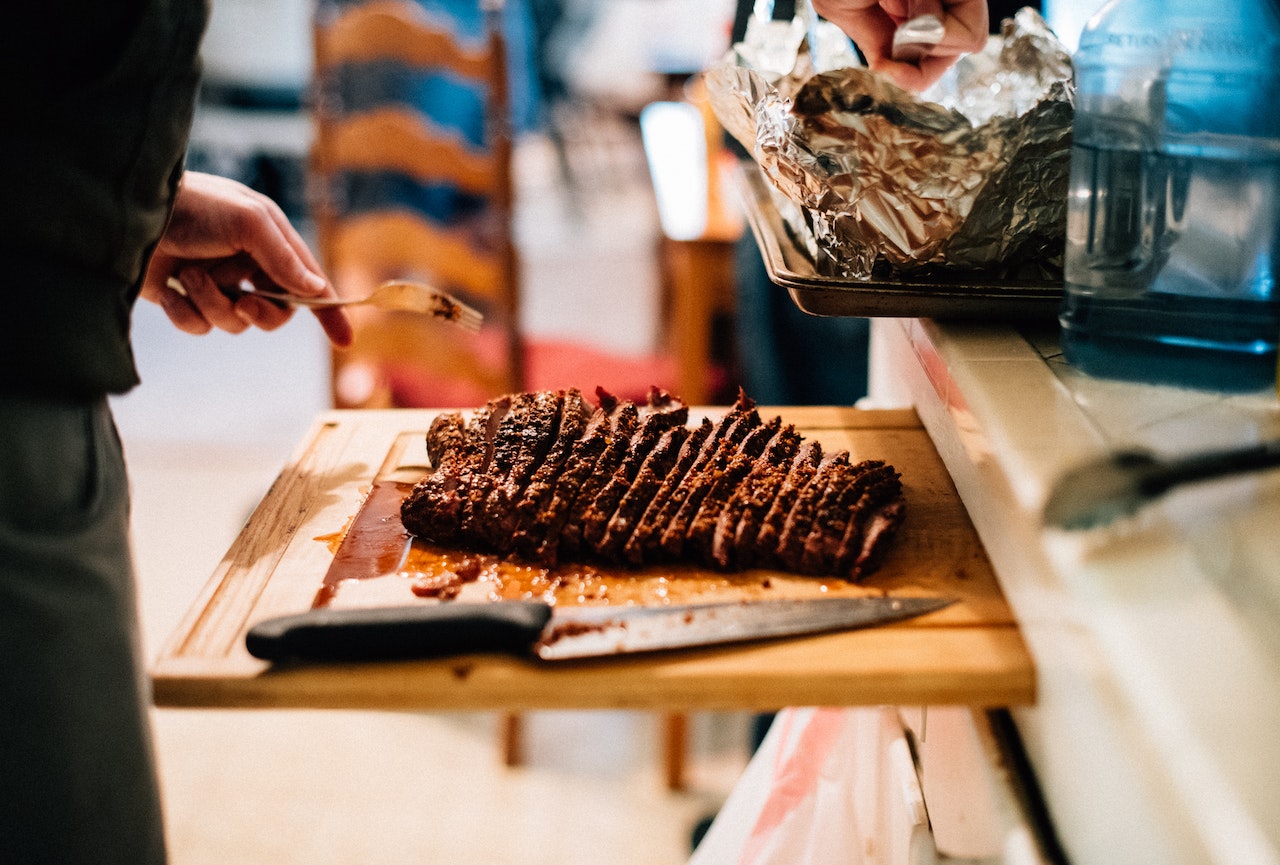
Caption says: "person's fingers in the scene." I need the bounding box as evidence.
[883,0,941,25]
[179,266,249,334]
[232,293,293,332]
[871,54,953,89]
[224,193,329,299]
[813,0,988,90]
[311,307,355,348]
[936,0,988,55]
[847,10,899,66]
[198,255,352,346]
[256,188,330,285]
[154,277,212,335]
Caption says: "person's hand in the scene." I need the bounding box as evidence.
[141,171,353,347]
[810,0,988,91]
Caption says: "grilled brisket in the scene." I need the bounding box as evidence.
[400,388,907,579]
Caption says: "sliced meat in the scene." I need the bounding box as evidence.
[399,411,466,542]
[401,395,511,544]
[833,468,905,576]
[523,393,632,565]
[579,397,689,553]
[640,385,688,425]
[798,461,891,575]
[424,411,467,469]
[744,439,823,568]
[619,417,714,565]
[682,417,782,561]
[593,424,692,562]
[556,399,640,560]
[640,394,758,562]
[474,389,563,551]
[849,499,907,579]
[507,388,592,536]
[655,407,762,560]
[400,388,907,580]
[710,424,802,569]
[774,451,851,572]
[509,399,610,563]
[456,392,542,547]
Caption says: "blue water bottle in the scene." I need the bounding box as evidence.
[1059,0,1280,391]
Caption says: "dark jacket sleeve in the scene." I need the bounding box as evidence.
[0,0,209,398]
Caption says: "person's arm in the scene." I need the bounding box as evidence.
[140,171,353,347]
[810,0,988,90]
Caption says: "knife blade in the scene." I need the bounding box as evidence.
[245,596,956,663]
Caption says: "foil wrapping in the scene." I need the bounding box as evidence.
[707,8,1074,282]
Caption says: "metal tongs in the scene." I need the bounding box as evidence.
[166,276,484,332]
[1042,438,1280,530]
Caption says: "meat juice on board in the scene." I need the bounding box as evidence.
[1059,0,1280,391]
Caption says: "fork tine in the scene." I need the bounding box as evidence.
[378,279,485,332]
[453,303,485,333]
[433,289,484,333]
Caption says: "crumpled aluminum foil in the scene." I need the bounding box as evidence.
[707,8,1074,282]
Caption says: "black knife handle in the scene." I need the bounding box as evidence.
[245,602,553,663]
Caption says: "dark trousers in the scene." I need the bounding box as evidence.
[0,395,165,865]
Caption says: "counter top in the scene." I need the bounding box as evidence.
[873,318,1280,865]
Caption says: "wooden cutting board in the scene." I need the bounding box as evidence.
[151,406,1034,710]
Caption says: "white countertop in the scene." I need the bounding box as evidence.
[872,318,1280,865]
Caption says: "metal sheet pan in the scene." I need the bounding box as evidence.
[732,163,1063,321]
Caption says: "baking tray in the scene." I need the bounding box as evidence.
[732,162,1063,320]
[151,406,1034,711]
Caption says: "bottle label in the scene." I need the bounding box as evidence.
[1100,30,1256,58]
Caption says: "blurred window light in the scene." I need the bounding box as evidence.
[640,101,710,242]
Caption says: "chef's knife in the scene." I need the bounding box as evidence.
[245,596,955,663]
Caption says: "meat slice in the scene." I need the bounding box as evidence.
[472,390,563,551]
[424,411,467,469]
[773,450,851,572]
[507,388,592,537]
[521,391,632,565]
[652,407,761,560]
[555,400,641,560]
[617,417,714,565]
[456,392,545,547]
[400,395,511,544]
[797,460,891,574]
[742,439,823,568]
[509,396,612,563]
[833,467,905,577]
[708,423,801,569]
[639,386,687,424]
[630,393,758,563]
[593,424,692,562]
[578,392,690,553]
[848,499,907,578]
[399,411,466,542]
[681,417,783,561]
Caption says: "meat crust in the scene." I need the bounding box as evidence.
[400,388,906,580]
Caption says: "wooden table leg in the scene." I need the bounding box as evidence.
[500,711,523,767]
[663,711,688,791]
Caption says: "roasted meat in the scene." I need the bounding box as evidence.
[400,388,907,580]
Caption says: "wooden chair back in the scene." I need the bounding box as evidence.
[311,0,522,407]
